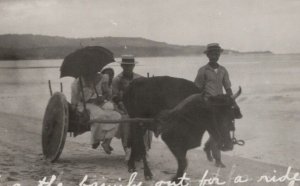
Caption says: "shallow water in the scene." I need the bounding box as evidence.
[1,54,299,95]
[0,54,300,168]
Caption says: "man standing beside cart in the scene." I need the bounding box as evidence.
[112,55,152,160]
[194,43,234,168]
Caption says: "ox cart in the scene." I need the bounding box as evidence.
[42,91,154,162]
[41,46,153,162]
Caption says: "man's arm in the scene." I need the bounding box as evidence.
[111,76,128,113]
[222,68,233,96]
[225,87,233,96]
[112,76,122,103]
[194,68,205,92]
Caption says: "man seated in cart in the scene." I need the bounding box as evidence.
[71,69,121,154]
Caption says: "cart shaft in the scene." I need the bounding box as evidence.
[88,118,155,124]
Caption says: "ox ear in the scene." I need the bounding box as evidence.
[231,86,242,100]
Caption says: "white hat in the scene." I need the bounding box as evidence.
[118,54,138,65]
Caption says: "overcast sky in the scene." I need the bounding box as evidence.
[0,0,299,53]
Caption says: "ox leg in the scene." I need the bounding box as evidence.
[140,126,153,180]
[210,138,225,168]
[128,123,153,181]
[204,137,213,162]
[143,152,153,180]
[162,133,188,183]
[127,122,137,173]
[127,125,136,173]
[127,155,136,173]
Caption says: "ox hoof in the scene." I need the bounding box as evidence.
[145,175,153,181]
[92,142,100,149]
[206,155,213,162]
[215,161,226,168]
[172,177,187,185]
[204,149,213,162]
[144,169,153,180]
[101,143,112,154]
[128,167,136,173]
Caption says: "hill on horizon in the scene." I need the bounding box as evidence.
[0,34,272,60]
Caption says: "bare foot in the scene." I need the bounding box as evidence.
[92,142,100,149]
[215,161,226,168]
[204,148,213,162]
[101,143,111,154]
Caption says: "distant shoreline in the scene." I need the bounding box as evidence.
[0,53,281,61]
[0,34,277,60]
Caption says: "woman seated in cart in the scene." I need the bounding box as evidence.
[71,68,121,154]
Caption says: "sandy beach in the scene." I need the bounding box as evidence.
[0,110,299,186]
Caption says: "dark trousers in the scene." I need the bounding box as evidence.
[204,136,221,161]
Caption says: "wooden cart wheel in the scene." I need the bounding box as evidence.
[42,92,69,162]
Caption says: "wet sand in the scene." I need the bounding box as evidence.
[0,110,299,186]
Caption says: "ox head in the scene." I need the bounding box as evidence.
[207,87,242,151]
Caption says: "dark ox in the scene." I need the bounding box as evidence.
[122,76,242,182]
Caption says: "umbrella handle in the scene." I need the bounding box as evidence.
[48,80,53,96]
[79,77,87,111]
[60,82,63,93]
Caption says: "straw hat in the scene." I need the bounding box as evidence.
[118,54,138,65]
[204,43,223,54]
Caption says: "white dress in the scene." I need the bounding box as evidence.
[71,74,121,145]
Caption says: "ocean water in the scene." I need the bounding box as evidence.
[0,54,300,127]
[1,54,300,168]
[1,54,299,101]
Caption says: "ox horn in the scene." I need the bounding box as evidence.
[231,86,242,100]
